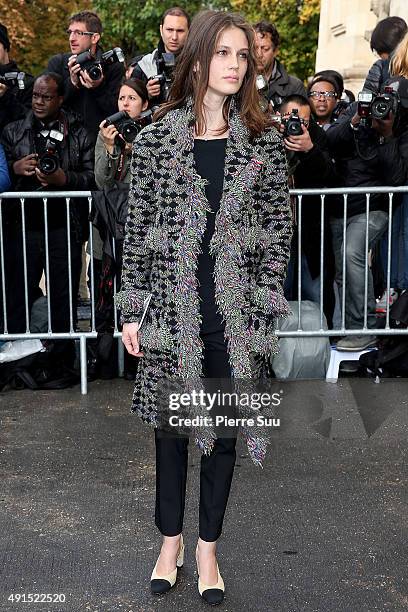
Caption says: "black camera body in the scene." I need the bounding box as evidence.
[37,129,64,175]
[357,87,400,126]
[149,52,176,101]
[0,71,25,89]
[76,47,125,81]
[371,87,399,120]
[283,109,304,137]
[104,109,153,144]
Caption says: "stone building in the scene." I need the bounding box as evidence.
[316,0,408,95]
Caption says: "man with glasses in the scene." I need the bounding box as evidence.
[254,21,306,110]
[307,71,344,129]
[0,73,94,349]
[48,11,123,144]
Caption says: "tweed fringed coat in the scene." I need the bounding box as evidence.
[115,102,292,466]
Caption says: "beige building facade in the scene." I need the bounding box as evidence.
[316,0,408,95]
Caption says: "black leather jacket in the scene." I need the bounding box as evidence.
[1,109,95,233]
[363,59,390,94]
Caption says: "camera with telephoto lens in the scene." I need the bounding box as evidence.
[149,52,176,101]
[76,47,125,81]
[37,129,64,175]
[0,71,25,89]
[283,108,304,137]
[104,109,153,144]
[256,75,269,113]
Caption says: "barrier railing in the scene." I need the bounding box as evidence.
[1,187,407,394]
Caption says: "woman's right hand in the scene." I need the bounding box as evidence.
[99,120,120,155]
[122,322,144,357]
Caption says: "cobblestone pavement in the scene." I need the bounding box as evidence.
[0,378,407,612]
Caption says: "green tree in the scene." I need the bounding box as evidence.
[230,0,320,81]
[92,0,231,58]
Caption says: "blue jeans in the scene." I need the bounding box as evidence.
[330,211,388,329]
[284,251,321,303]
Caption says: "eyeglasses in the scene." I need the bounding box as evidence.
[308,90,337,99]
[66,29,95,37]
[32,92,58,102]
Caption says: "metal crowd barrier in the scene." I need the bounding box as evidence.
[0,187,407,395]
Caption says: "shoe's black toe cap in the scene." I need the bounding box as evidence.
[201,588,224,605]
[151,579,172,594]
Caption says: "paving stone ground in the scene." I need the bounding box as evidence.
[0,378,407,612]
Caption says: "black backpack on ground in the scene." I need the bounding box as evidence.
[0,341,79,391]
[359,292,408,377]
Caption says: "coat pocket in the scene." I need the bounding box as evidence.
[140,316,175,352]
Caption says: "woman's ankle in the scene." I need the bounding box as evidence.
[162,533,182,549]
[196,537,217,555]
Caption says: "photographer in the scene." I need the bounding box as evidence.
[364,16,407,95]
[48,11,124,145]
[254,21,306,110]
[0,72,94,340]
[91,79,149,379]
[326,78,408,350]
[0,23,34,136]
[95,79,148,187]
[278,94,337,325]
[308,71,345,129]
[131,7,189,105]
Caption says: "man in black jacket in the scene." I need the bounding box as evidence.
[0,23,34,136]
[254,21,306,110]
[47,11,124,145]
[279,94,337,326]
[326,78,408,350]
[1,72,95,336]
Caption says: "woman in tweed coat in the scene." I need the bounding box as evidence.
[115,10,292,605]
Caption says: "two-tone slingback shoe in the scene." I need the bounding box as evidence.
[150,534,185,595]
[196,550,225,605]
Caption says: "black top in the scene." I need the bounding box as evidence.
[194,138,227,335]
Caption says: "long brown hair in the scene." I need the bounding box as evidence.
[155,10,269,138]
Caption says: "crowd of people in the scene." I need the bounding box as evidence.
[1,9,408,376]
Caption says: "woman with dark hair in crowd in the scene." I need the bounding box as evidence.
[115,9,292,605]
[364,16,407,94]
[95,78,149,187]
[91,79,149,379]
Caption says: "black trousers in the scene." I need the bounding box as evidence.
[154,333,237,541]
